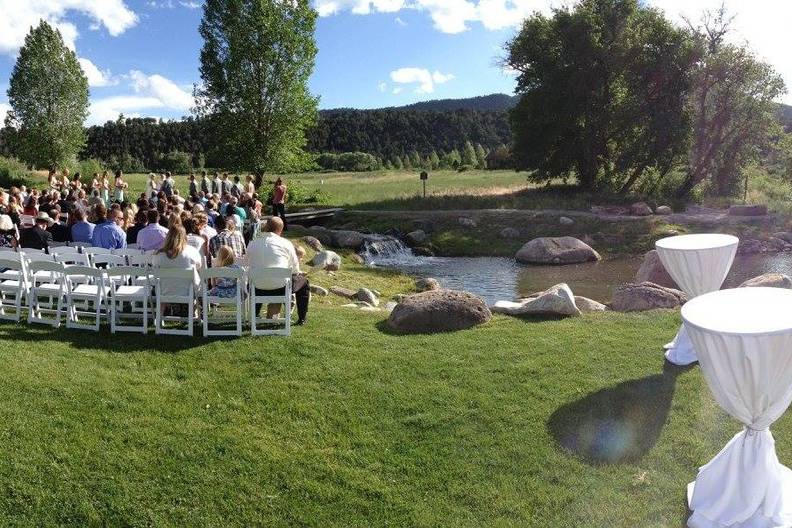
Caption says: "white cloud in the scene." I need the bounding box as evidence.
[78,57,116,87]
[88,95,165,125]
[128,70,194,110]
[0,0,138,56]
[179,1,201,8]
[392,87,403,94]
[395,16,407,26]
[88,71,194,125]
[378,81,388,92]
[390,67,454,94]
[0,102,9,124]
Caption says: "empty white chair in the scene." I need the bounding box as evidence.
[107,266,151,334]
[27,260,66,327]
[51,246,80,255]
[90,254,126,268]
[153,267,196,336]
[23,252,57,295]
[53,252,90,266]
[83,247,114,265]
[0,255,27,321]
[200,267,244,337]
[249,267,291,337]
[65,266,108,331]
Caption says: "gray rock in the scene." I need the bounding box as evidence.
[635,250,678,290]
[330,286,356,299]
[309,250,342,271]
[611,282,688,312]
[458,217,477,228]
[492,283,581,317]
[739,273,792,289]
[393,294,407,303]
[500,227,520,239]
[350,253,365,264]
[384,301,397,311]
[559,216,574,226]
[729,204,768,216]
[309,284,329,296]
[773,232,792,244]
[415,277,440,292]
[356,288,379,307]
[353,300,373,308]
[413,247,435,257]
[301,236,323,252]
[515,236,601,265]
[655,205,672,215]
[405,229,427,246]
[574,296,608,312]
[387,290,491,334]
[307,226,334,246]
[630,202,653,216]
[332,230,365,249]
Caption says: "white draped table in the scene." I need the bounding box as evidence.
[656,234,739,366]
[682,287,792,528]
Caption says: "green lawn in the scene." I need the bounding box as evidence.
[0,296,776,526]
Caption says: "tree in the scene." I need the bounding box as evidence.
[196,0,318,174]
[429,150,440,170]
[6,21,89,169]
[506,0,696,192]
[474,143,488,169]
[677,9,786,198]
[462,140,477,167]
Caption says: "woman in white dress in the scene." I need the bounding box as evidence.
[100,171,110,205]
[114,170,128,203]
[147,173,159,199]
[91,173,101,196]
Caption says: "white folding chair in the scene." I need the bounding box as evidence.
[0,255,28,322]
[249,267,291,337]
[126,253,149,267]
[153,267,196,336]
[20,247,46,255]
[90,254,126,268]
[83,247,114,266]
[126,243,139,250]
[22,252,57,299]
[52,246,80,255]
[65,266,108,331]
[107,266,151,334]
[19,214,34,228]
[114,248,143,260]
[69,242,91,250]
[27,261,66,327]
[200,267,244,337]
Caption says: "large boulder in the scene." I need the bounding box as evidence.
[415,277,440,292]
[575,296,608,312]
[500,227,520,239]
[458,217,477,228]
[309,250,342,271]
[301,236,323,252]
[387,290,491,334]
[492,283,581,317]
[729,204,768,216]
[630,202,653,216]
[739,273,792,289]
[332,230,365,249]
[330,286,356,299]
[559,216,574,226]
[611,282,688,312]
[655,205,672,215]
[515,236,601,265]
[635,250,678,290]
[309,284,329,296]
[307,226,334,246]
[405,229,427,246]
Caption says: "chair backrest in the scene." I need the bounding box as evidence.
[114,248,143,258]
[54,252,90,266]
[152,268,196,281]
[28,260,65,276]
[84,247,114,256]
[91,254,127,267]
[69,242,91,249]
[199,266,245,281]
[250,267,291,289]
[22,252,55,263]
[126,243,138,249]
[0,247,17,254]
[64,265,103,281]
[19,247,46,255]
[126,253,150,267]
[0,256,23,274]
[106,266,151,285]
[51,246,80,255]
[19,214,34,227]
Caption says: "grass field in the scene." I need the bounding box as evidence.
[0,302,768,526]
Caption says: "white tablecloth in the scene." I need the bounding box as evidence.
[682,287,792,528]
[656,234,739,365]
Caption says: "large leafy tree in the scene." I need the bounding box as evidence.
[196,0,319,174]
[6,20,89,169]
[506,0,697,192]
[679,9,786,198]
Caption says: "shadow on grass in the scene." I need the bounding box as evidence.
[547,361,694,465]
[0,324,240,354]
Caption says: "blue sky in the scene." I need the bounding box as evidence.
[0,0,789,125]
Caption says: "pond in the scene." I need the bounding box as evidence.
[363,241,792,305]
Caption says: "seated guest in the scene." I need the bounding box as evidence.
[246,217,309,325]
[91,206,127,250]
[0,214,18,249]
[70,208,95,243]
[208,245,241,298]
[136,209,168,252]
[153,222,202,300]
[194,212,216,240]
[19,212,54,250]
[22,196,38,217]
[47,205,70,242]
[126,209,148,245]
[208,215,246,258]
[184,217,208,258]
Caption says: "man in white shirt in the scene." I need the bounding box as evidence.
[246,216,309,325]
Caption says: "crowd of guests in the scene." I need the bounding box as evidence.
[0,170,308,325]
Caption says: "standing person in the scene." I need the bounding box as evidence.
[47,169,59,192]
[91,205,127,250]
[70,172,82,192]
[100,171,110,205]
[161,172,174,198]
[188,174,198,198]
[212,172,222,195]
[114,170,128,203]
[245,174,255,194]
[147,173,159,199]
[230,175,243,199]
[19,213,54,251]
[271,178,288,229]
[246,216,309,325]
[200,170,211,195]
[91,173,101,196]
[60,169,70,191]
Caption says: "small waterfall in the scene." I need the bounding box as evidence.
[361,236,416,265]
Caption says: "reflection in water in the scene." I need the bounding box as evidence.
[369,251,792,305]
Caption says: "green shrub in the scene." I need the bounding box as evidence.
[0,156,32,188]
[106,153,147,173]
[72,158,105,178]
[157,151,193,173]
[262,178,328,205]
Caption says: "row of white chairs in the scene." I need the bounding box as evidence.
[0,251,292,337]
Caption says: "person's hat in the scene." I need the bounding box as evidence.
[35,212,54,225]
[0,214,12,231]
